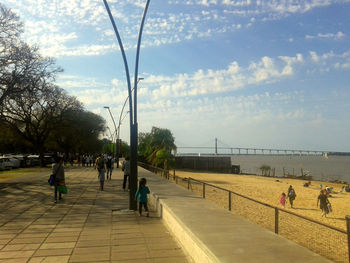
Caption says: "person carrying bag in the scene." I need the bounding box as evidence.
[51,157,66,203]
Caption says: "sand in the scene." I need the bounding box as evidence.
[171,171,350,263]
[175,171,350,229]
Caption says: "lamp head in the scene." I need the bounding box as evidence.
[104,106,109,109]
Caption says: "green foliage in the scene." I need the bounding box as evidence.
[0,4,106,159]
[120,141,130,157]
[138,126,176,169]
[260,164,271,176]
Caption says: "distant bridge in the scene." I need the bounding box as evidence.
[176,146,327,156]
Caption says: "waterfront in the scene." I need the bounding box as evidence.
[230,155,350,183]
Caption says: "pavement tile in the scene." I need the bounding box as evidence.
[40,242,76,249]
[45,236,79,243]
[1,243,41,251]
[0,234,16,239]
[112,232,144,239]
[28,255,70,263]
[111,250,150,261]
[111,244,148,253]
[48,231,81,237]
[153,256,191,263]
[0,249,35,259]
[149,248,186,258]
[0,239,10,245]
[9,237,45,244]
[112,260,152,263]
[69,250,110,262]
[147,241,180,250]
[16,233,49,239]
[0,258,30,263]
[76,239,112,248]
[112,238,146,246]
[34,248,72,256]
[52,227,83,233]
[72,246,110,255]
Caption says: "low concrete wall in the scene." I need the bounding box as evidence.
[140,167,332,263]
[175,156,233,173]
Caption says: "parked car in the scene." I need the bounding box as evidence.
[11,155,26,167]
[0,157,13,170]
[27,155,40,166]
[9,158,20,169]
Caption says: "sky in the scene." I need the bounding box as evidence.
[3,0,350,153]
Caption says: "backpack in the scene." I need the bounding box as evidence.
[289,189,295,197]
[97,157,104,170]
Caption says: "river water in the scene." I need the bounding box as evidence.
[230,155,350,183]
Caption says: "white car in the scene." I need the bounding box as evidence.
[0,157,13,170]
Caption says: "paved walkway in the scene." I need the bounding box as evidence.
[0,166,191,263]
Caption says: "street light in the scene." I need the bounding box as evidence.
[104,106,117,160]
[115,77,144,168]
[103,0,150,210]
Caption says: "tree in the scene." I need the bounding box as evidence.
[138,127,176,169]
[1,84,82,165]
[48,109,106,155]
[0,4,62,106]
[0,4,107,161]
[260,164,271,176]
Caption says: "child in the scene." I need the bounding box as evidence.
[135,178,150,217]
[280,192,286,208]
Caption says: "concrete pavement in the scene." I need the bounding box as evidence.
[0,166,191,263]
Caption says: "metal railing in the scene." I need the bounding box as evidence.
[139,162,350,263]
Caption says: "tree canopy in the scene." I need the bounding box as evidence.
[138,127,176,169]
[0,4,107,163]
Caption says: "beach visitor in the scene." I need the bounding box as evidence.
[106,155,113,180]
[52,156,65,203]
[280,193,286,208]
[287,185,296,208]
[95,154,106,191]
[122,157,130,191]
[317,190,331,217]
[135,178,150,217]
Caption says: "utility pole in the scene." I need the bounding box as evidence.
[215,137,218,155]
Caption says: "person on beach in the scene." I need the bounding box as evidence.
[280,193,286,208]
[287,185,296,208]
[122,157,130,191]
[135,178,150,217]
[95,154,106,191]
[317,189,331,217]
[52,156,65,203]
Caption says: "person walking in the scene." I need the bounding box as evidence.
[135,178,150,217]
[287,185,296,208]
[52,156,65,203]
[122,157,130,191]
[106,156,113,180]
[280,192,286,208]
[317,189,331,217]
[95,154,106,191]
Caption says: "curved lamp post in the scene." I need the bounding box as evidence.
[115,77,144,168]
[104,106,117,158]
[103,0,150,210]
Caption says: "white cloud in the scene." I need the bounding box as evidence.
[305,31,346,41]
[6,0,348,58]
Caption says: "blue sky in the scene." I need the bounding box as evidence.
[3,0,350,152]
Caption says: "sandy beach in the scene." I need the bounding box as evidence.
[175,171,350,229]
[172,171,350,262]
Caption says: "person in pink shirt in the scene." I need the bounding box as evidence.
[280,192,286,208]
